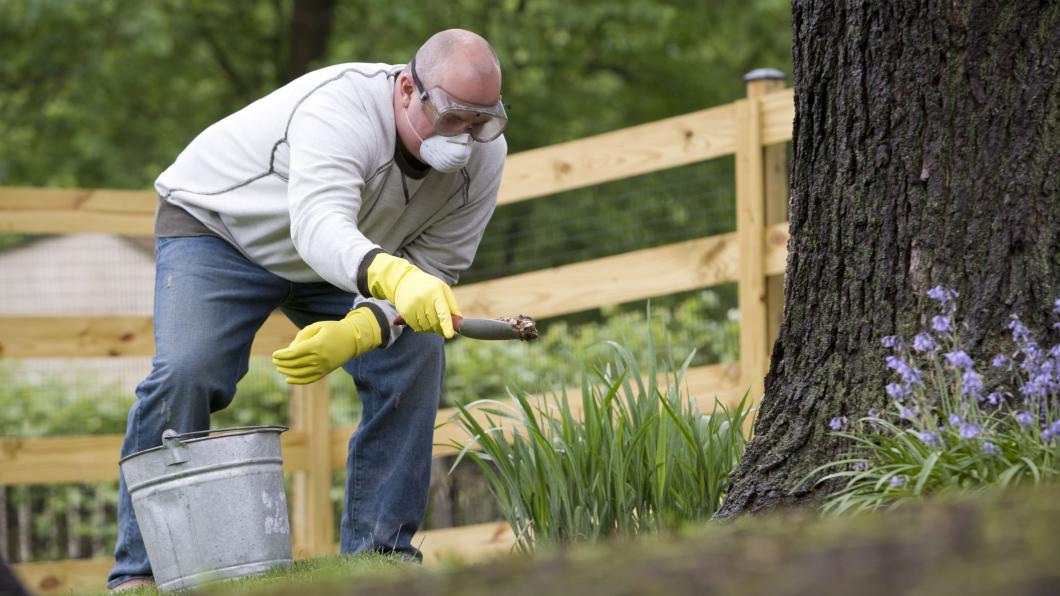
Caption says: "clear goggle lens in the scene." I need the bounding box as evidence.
[411,57,508,143]
[420,87,508,142]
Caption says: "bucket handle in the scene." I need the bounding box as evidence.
[160,425,289,467]
[161,429,190,466]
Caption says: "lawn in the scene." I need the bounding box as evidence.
[91,482,1060,596]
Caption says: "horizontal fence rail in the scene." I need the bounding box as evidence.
[0,224,789,358]
[0,360,744,486]
[0,79,793,594]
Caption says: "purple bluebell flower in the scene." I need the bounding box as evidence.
[958,421,980,439]
[853,462,869,472]
[866,408,882,430]
[899,406,917,420]
[1015,411,1035,426]
[886,356,923,385]
[1009,318,1031,344]
[982,442,1000,455]
[945,351,974,370]
[1054,297,1060,315]
[889,475,907,488]
[985,392,1004,406]
[1020,344,1043,367]
[961,370,984,399]
[1048,345,1060,359]
[948,413,961,426]
[829,416,848,431]
[1041,421,1060,443]
[932,315,951,334]
[1020,375,1051,400]
[917,430,941,447]
[927,286,958,310]
[885,383,909,399]
[881,335,900,349]
[912,333,936,353]
[992,354,1009,368]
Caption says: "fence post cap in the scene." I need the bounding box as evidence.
[743,68,786,82]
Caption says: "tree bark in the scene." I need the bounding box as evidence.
[16,486,29,562]
[65,486,82,559]
[90,487,107,558]
[283,0,336,84]
[425,457,455,529]
[0,487,8,561]
[719,0,1060,517]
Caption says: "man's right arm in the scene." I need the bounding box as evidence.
[286,83,461,338]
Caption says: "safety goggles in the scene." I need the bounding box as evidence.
[411,57,508,143]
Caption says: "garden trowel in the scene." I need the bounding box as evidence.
[394,314,539,341]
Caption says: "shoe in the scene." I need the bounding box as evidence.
[110,577,154,592]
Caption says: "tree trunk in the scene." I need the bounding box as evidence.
[90,487,107,558]
[16,486,29,562]
[719,0,1060,517]
[65,486,82,559]
[425,457,455,529]
[0,486,8,561]
[283,0,336,84]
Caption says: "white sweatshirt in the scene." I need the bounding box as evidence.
[155,63,506,345]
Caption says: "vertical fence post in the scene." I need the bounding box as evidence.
[289,378,333,558]
[755,72,790,352]
[736,68,786,402]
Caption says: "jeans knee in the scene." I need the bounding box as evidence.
[141,351,239,415]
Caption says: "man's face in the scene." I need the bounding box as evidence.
[396,61,504,160]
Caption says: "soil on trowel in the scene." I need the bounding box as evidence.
[499,315,540,341]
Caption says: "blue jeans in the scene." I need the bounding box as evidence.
[107,236,444,588]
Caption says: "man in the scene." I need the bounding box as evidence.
[108,29,507,590]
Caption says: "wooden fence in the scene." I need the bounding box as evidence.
[0,72,794,594]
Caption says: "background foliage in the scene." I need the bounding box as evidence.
[0,0,791,187]
[0,0,790,563]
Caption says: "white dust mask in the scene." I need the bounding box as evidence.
[405,108,473,173]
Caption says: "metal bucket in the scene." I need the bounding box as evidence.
[120,425,292,591]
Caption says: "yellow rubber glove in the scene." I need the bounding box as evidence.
[366,253,461,338]
[271,307,382,385]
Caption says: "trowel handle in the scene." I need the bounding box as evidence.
[392,315,464,331]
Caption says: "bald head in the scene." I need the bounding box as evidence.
[411,29,502,105]
[394,29,504,161]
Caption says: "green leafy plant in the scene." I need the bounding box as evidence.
[805,289,1060,514]
[449,328,751,551]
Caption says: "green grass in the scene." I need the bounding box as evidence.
[97,483,1060,596]
[87,553,410,595]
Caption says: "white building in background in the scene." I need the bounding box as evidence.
[0,234,156,393]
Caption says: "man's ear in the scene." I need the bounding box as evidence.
[398,73,416,109]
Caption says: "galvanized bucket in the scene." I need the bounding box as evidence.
[121,425,292,591]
